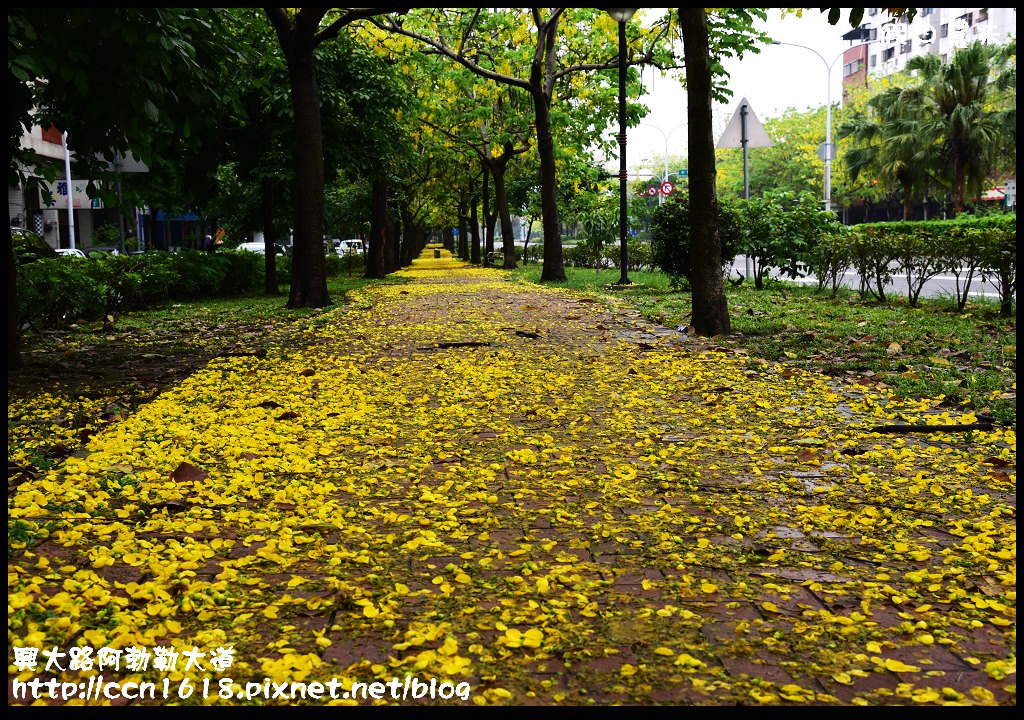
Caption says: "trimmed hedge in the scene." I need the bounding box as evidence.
[16,249,267,331]
[811,214,1016,313]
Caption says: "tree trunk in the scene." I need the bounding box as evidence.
[261,179,278,295]
[533,89,566,281]
[953,157,965,217]
[365,175,388,278]
[902,179,913,221]
[384,215,400,274]
[400,202,416,267]
[522,215,535,264]
[492,156,517,269]
[679,7,730,336]
[481,166,496,262]
[470,177,481,265]
[457,189,469,261]
[284,49,330,308]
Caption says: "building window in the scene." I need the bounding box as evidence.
[868,8,878,16]
[882,47,895,61]
[940,23,949,38]
[957,12,973,26]
[900,40,912,54]
[977,8,988,22]
[922,8,934,16]
[870,54,877,68]
[843,59,864,77]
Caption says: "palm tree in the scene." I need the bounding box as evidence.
[838,86,936,220]
[908,40,1016,215]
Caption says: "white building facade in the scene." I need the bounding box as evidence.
[842,7,1016,82]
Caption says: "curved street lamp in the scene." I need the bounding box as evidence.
[771,41,846,213]
[608,8,636,285]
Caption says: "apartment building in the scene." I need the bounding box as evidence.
[841,7,1017,91]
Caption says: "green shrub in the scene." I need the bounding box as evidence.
[15,249,267,331]
[16,258,108,329]
[809,225,854,296]
[735,190,839,289]
[650,193,741,289]
[848,226,899,301]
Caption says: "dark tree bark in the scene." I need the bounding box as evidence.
[469,175,481,265]
[260,179,279,295]
[385,214,400,274]
[491,152,518,269]
[531,82,565,280]
[6,223,20,370]
[679,7,730,336]
[399,201,417,267]
[266,8,389,306]
[364,175,388,278]
[457,189,469,261]
[482,166,495,262]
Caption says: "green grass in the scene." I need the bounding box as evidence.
[509,265,1017,425]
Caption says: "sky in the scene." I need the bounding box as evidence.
[621,8,855,176]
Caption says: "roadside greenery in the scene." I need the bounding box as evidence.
[14,250,366,332]
[511,264,1016,426]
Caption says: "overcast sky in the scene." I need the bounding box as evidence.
[620,8,855,174]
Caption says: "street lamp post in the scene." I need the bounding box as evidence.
[771,41,846,213]
[608,8,636,286]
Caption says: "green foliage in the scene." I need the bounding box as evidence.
[835,215,1015,313]
[969,214,1017,316]
[809,225,854,296]
[89,224,122,249]
[734,190,838,289]
[15,250,269,331]
[650,193,741,289]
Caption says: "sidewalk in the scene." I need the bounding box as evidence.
[8,247,1016,706]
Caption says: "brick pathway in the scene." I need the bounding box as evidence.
[8,249,1015,707]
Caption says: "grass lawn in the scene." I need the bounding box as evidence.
[511,264,1017,426]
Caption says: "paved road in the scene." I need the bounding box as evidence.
[731,256,1004,302]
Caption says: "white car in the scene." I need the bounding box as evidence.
[334,239,364,256]
[55,248,87,258]
[236,241,286,256]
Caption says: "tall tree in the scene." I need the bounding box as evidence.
[679,7,730,335]
[838,86,934,220]
[374,8,674,281]
[908,41,1016,215]
[265,8,392,307]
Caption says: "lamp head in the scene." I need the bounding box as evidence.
[606,8,637,22]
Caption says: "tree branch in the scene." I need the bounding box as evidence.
[371,16,533,93]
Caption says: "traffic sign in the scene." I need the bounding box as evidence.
[661,181,675,196]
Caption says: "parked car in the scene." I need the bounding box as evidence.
[55,248,88,258]
[235,241,287,256]
[334,239,364,256]
[11,227,57,264]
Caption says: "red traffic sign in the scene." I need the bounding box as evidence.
[647,186,658,196]
[661,181,675,195]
